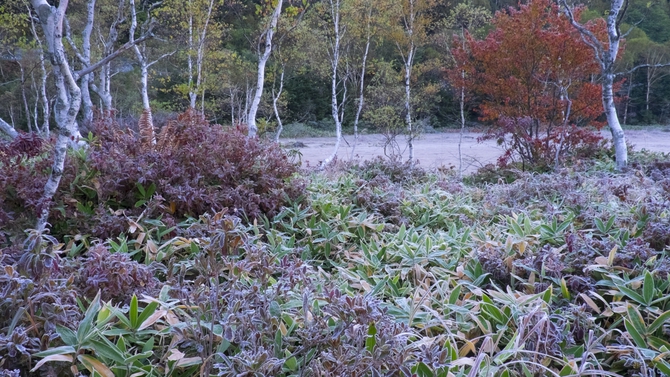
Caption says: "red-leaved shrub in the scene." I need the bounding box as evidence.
[0,133,54,232]
[1,110,304,239]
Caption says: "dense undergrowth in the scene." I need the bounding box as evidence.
[3,120,670,376]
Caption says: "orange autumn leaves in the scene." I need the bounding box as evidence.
[449,0,608,167]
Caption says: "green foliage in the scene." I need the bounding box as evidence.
[7,116,670,376]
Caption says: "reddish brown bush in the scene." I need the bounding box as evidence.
[68,244,158,303]
[0,133,54,232]
[1,110,304,239]
[80,111,303,224]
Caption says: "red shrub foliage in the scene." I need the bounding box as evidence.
[0,133,53,230]
[1,110,303,239]
[449,0,608,168]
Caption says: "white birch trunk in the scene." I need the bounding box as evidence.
[129,0,166,146]
[19,63,32,132]
[89,0,124,116]
[323,0,345,166]
[30,0,82,231]
[80,0,95,124]
[562,0,627,169]
[603,74,627,168]
[247,0,283,138]
[604,0,627,169]
[399,0,417,162]
[187,0,215,110]
[459,84,465,179]
[457,29,466,179]
[273,65,285,142]
[28,5,51,135]
[188,4,196,109]
[351,28,371,159]
[404,45,415,162]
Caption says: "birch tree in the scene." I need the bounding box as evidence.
[158,0,221,111]
[444,2,490,179]
[187,0,216,110]
[561,0,629,169]
[29,0,82,231]
[347,0,376,157]
[129,0,174,146]
[393,0,434,162]
[27,4,51,135]
[272,60,286,141]
[321,0,349,166]
[247,0,284,137]
[1,0,50,136]
[641,43,670,116]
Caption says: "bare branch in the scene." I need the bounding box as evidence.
[74,32,153,79]
[560,0,604,65]
[147,50,177,68]
[620,18,643,39]
[64,17,86,63]
[616,62,670,77]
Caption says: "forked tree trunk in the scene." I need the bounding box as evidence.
[248,0,283,138]
[398,0,418,163]
[562,0,627,169]
[187,0,216,110]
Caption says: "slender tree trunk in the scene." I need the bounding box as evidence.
[399,0,417,163]
[28,4,51,135]
[555,86,572,170]
[646,66,651,112]
[323,0,345,167]
[130,0,175,146]
[459,84,465,179]
[404,45,415,162]
[350,33,372,158]
[273,64,285,142]
[89,0,124,116]
[351,9,372,159]
[80,0,95,124]
[188,6,196,109]
[138,65,151,113]
[230,87,235,125]
[31,0,82,231]
[248,0,283,138]
[188,0,215,110]
[623,72,632,125]
[19,63,32,132]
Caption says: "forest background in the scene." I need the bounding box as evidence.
[2,0,670,142]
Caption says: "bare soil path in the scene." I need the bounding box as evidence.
[283,128,670,172]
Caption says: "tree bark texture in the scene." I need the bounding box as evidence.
[30,0,82,231]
